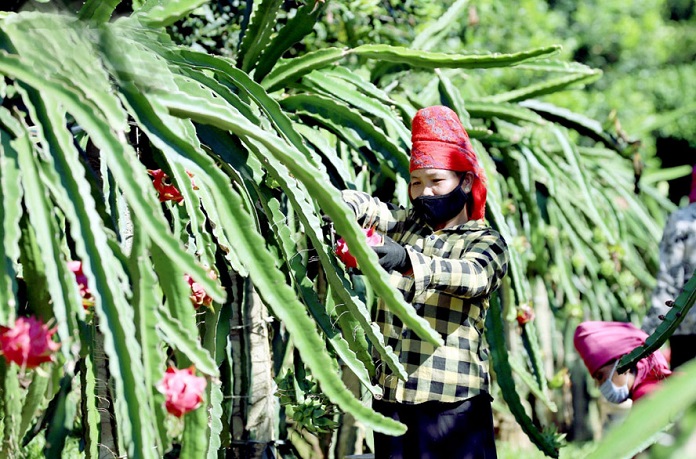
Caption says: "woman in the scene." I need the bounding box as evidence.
[574,321,671,403]
[341,106,509,458]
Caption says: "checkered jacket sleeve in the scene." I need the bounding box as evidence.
[341,190,407,232]
[406,231,508,298]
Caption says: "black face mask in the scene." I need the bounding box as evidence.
[412,175,469,227]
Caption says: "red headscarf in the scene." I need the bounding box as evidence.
[574,321,671,400]
[689,164,696,203]
[409,106,487,220]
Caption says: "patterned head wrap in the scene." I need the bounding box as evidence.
[409,106,487,220]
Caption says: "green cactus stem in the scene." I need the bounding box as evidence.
[618,274,696,374]
[486,292,565,458]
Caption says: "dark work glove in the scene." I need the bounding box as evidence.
[372,235,411,273]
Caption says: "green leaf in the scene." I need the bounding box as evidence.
[303,69,411,147]
[129,227,168,455]
[640,165,693,185]
[262,45,561,93]
[467,102,547,125]
[135,0,209,27]
[551,127,615,245]
[520,324,553,407]
[618,275,696,373]
[294,123,353,184]
[436,69,473,129]
[280,93,410,178]
[181,396,210,458]
[1,14,127,130]
[508,357,557,412]
[0,127,22,325]
[206,380,224,458]
[588,357,696,459]
[43,373,75,459]
[253,1,326,82]
[16,213,51,321]
[174,50,325,172]
[486,293,562,458]
[519,100,618,149]
[477,71,602,104]
[546,204,584,305]
[0,30,224,303]
[237,0,283,72]
[513,59,600,74]
[0,361,21,455]
[150,245,218,376]
[80,351,100,458]
[78,0,121,22]
[19,91,158,458]
[353,43,561,69]
[158,74,443,347]
[201,309,224,457]
[0,108,80,350]
[411,0,471,51]
[261,47,351,92]
[19,371,50,441]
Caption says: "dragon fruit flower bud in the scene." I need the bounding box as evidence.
[68,260,94,309]
[516,303,535,326]
[184,274,214,309]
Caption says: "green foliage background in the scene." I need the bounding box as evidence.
[0,1,694,458]
[170,0,696,193]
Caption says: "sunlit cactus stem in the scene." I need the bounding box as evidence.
[486,293,564,458]
[618,274,696,373]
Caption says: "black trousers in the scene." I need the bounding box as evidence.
[670,335,696,369]
[372,394,497,459]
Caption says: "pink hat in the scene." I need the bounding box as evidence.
[409,106,488,220]
[574,321,671,399]
[689,164,696,203]
[574,321,647,375]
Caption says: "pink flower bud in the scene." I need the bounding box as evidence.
[0,316,60,368]
[335,227,383,269]
[157,366,207,417]
[184,274,214,309]
[68,260,94,309]
[148,169,184,203]
[516,304,535,326]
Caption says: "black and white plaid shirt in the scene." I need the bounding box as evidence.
[342,190,509,404]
